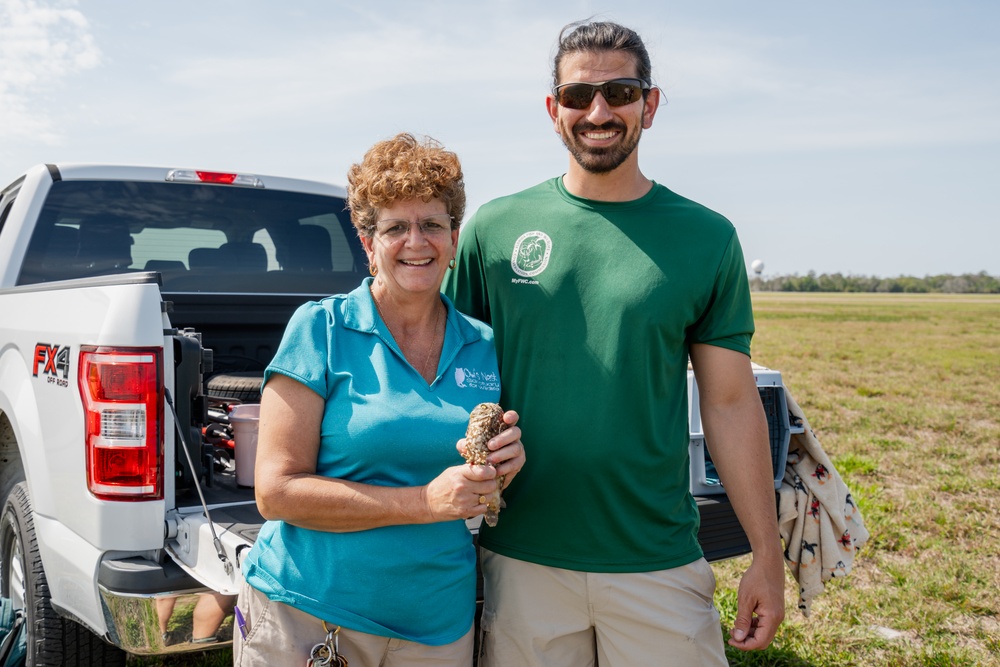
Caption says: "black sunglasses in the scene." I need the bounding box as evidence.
[553,78,651,110]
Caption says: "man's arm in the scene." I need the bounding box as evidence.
[689,343,786,650]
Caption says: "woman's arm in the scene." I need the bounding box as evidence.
[254,373,499,532]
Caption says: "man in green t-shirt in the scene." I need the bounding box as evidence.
[444,19,785,667]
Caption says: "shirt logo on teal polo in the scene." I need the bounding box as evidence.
[511,231,552,278]
[455,367,500,391]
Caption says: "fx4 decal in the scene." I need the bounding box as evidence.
[33,343,71,387]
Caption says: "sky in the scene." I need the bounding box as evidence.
[1,0,998,278]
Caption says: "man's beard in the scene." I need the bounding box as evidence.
[560,120,642,174]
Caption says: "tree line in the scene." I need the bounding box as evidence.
[750,271,1000,293]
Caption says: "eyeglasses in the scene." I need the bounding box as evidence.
[553,78,651,110]
[374,214,454,240]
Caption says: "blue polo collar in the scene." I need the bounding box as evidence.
[343,277,483,387]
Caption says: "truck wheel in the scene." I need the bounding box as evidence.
[206,371,264,402]
[0,482,127,667]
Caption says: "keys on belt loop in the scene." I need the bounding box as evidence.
[307,622,347,666]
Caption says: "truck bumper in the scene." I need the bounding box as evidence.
[97,556,235,655]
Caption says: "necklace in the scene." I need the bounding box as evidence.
[371,288,444,382]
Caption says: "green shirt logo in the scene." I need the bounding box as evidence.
[510,231,552,277]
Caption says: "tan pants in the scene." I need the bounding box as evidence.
[234,580,474,666]
[478,549,728,667]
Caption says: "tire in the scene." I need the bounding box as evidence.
[206,371,264,402]
[0,482,127,666]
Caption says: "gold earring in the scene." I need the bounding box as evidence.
[448,258,456,270]
[369,263,378,276]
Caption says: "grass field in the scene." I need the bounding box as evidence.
[715,293,1000,667]
[130,293,1000,667]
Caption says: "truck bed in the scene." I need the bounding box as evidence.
[186,479,754,563]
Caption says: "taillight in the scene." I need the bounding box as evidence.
[164,169,264,188]
[78,347,163,501]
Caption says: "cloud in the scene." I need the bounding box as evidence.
[0,0,100,143]
[75,9,559,180]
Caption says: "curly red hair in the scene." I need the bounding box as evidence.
[347,133,465,237]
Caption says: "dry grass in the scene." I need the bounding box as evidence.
[716,292,1000,667]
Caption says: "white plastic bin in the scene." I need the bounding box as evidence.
[229,404,260,488]
[687,367,792,495]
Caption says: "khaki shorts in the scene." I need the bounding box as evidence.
[234,580,473,667]
[478,549,728,667]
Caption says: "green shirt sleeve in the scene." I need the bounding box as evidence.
[687,228,755,355]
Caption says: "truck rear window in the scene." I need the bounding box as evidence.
[17,179,367,295]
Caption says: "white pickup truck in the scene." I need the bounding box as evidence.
[0,163,793,664]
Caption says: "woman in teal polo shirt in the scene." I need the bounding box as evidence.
[235,133,525,666]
